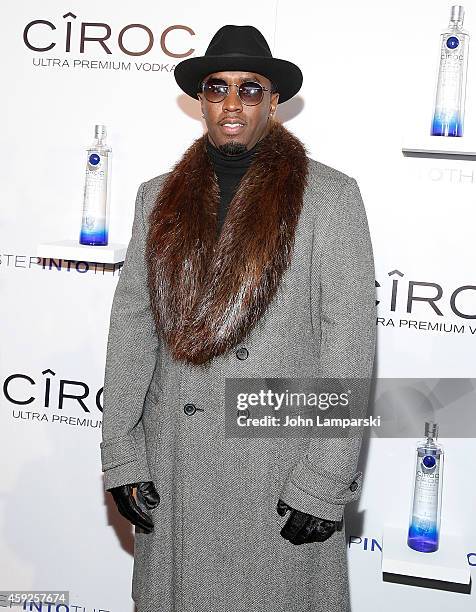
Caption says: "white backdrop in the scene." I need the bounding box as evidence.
[1,1,475,610]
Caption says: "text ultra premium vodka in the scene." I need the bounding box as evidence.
[79,125,112,246]
[431,5,470,137]
[407,422,444,553]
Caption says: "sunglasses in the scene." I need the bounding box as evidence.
[200,77,271,106]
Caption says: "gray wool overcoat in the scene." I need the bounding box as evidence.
[100,155,377,612]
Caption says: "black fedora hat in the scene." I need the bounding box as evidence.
[174,25,302,104]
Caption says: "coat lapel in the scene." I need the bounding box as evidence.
[145,121,309,365]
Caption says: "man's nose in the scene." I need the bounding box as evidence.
[223,85,243,112]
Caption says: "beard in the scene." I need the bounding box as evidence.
[217,141,248,155]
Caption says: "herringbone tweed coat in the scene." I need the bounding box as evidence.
[100,122,376,612]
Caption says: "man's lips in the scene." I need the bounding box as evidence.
[218,119,246,135]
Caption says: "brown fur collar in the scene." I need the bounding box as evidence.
[145,121,309,366]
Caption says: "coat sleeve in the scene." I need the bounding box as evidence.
[99,181,160,491]
[279,177,377,522]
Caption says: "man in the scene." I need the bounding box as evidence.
[100,24,376,612]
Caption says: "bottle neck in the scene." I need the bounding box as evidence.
[448,19,464,30]
[423,436,439,449]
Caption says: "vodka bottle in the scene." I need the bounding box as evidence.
[79,125,112,245]
[431,5,470,137]
[407,422,444,553]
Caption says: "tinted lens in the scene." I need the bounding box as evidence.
[202,78,228,102]
[238,81,264,105]
[201,79,265,105]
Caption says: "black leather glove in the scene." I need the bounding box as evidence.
[276,499,340,545]
[109,481,160,533]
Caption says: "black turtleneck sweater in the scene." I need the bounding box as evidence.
[206,138,258,235]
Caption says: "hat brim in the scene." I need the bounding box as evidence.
[174,56,302,104]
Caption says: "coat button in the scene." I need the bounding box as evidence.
[184,403,197,416]
[236,347,249,360]
[237,408,250,418]
[349,480,358,492]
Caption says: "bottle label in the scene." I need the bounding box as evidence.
[413,454,440,527]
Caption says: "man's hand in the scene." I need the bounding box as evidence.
[276,499,340,545]
[109,481,160,533]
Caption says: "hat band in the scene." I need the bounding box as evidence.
[207,51,272,58]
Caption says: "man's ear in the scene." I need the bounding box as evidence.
[270,92,279,115]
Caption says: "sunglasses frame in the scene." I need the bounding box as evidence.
[200,77,271,106]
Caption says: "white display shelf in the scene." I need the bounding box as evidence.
[402,134,476,158]
[37,239,127,264]
[381,523,470,589]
